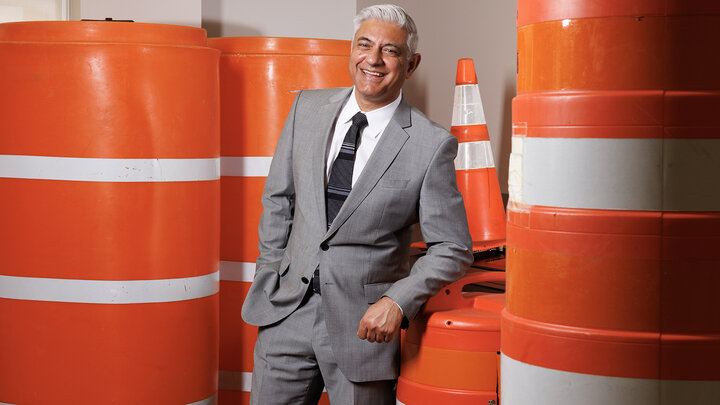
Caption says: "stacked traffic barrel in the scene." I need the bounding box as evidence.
[0,22,220,404]
[398,269,505,405]
[504,1,720,404]
[207,37,352,404]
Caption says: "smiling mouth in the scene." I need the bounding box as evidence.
[362,69,385,78]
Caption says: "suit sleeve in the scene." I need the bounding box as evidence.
[254,92,301,274]
[382,135,473,321]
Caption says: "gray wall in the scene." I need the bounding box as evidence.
[202,0,356,40]
[69,0,202,27]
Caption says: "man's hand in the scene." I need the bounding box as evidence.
[357,296,403,343]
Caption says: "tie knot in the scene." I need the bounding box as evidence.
[352,111,368,129]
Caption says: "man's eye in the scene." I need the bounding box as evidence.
[358,42,370,48]
[383,48,399,56]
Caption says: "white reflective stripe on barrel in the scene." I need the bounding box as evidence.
[0,155,220,182]
[220,156,273,177]
[218,370,253,392]
[501,354,720,404]
[515,138,720,211]
[187,394,218,405]
[219,261,255,282]
[0,271,219,304]
[508,135,525,205]
[455,140,495,170]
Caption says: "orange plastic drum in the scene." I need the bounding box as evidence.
[398,269,506,405]
[505,2,720,403]
[0,22,220,404]
[207,37,352,404]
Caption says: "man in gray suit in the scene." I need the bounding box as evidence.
[242,4,473,404]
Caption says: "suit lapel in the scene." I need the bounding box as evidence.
[325,98,412,238]
[310,88,353,230]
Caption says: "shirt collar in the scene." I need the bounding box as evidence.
[338,88,403,140]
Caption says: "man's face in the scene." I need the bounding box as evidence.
[349,19,420,111]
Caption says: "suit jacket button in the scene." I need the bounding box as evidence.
[320,243,329,251]
[301,276,309,284]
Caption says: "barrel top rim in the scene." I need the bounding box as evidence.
[516,0,720,27]
[208,36,351,56]
[0,21,208,47]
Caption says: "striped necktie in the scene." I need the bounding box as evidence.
[325,111,368,229]
[314,111,367,295]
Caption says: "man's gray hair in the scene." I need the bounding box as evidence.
[353,4,418,57]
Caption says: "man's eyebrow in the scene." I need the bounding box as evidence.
[355,37,404,53]
[381,42,402,50]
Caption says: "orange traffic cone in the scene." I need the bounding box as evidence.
[452,58,505,251]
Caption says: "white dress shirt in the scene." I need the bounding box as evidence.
[325,88,403,185]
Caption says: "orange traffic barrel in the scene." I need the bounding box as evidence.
[398,269,506,405]
[0,21,220,404]
[504,1,720,404]
[452,58,505,251]
[207,37,352,404]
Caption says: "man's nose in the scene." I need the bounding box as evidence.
[366,47,383,65]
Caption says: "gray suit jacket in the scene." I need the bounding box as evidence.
[241,87,473,382]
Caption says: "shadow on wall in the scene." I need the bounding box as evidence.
[498,71,516,207]
[203,19,262,38]
[404,76,428,117]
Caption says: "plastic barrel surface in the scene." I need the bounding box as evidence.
[503,1,720,404]
[0,21,220,405]
[398,268,506,405]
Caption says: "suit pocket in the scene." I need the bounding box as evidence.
[363,281,394,304]
[378,179,409,189]
[256,266,280,298]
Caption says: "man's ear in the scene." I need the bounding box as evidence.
[406,53,421,79]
